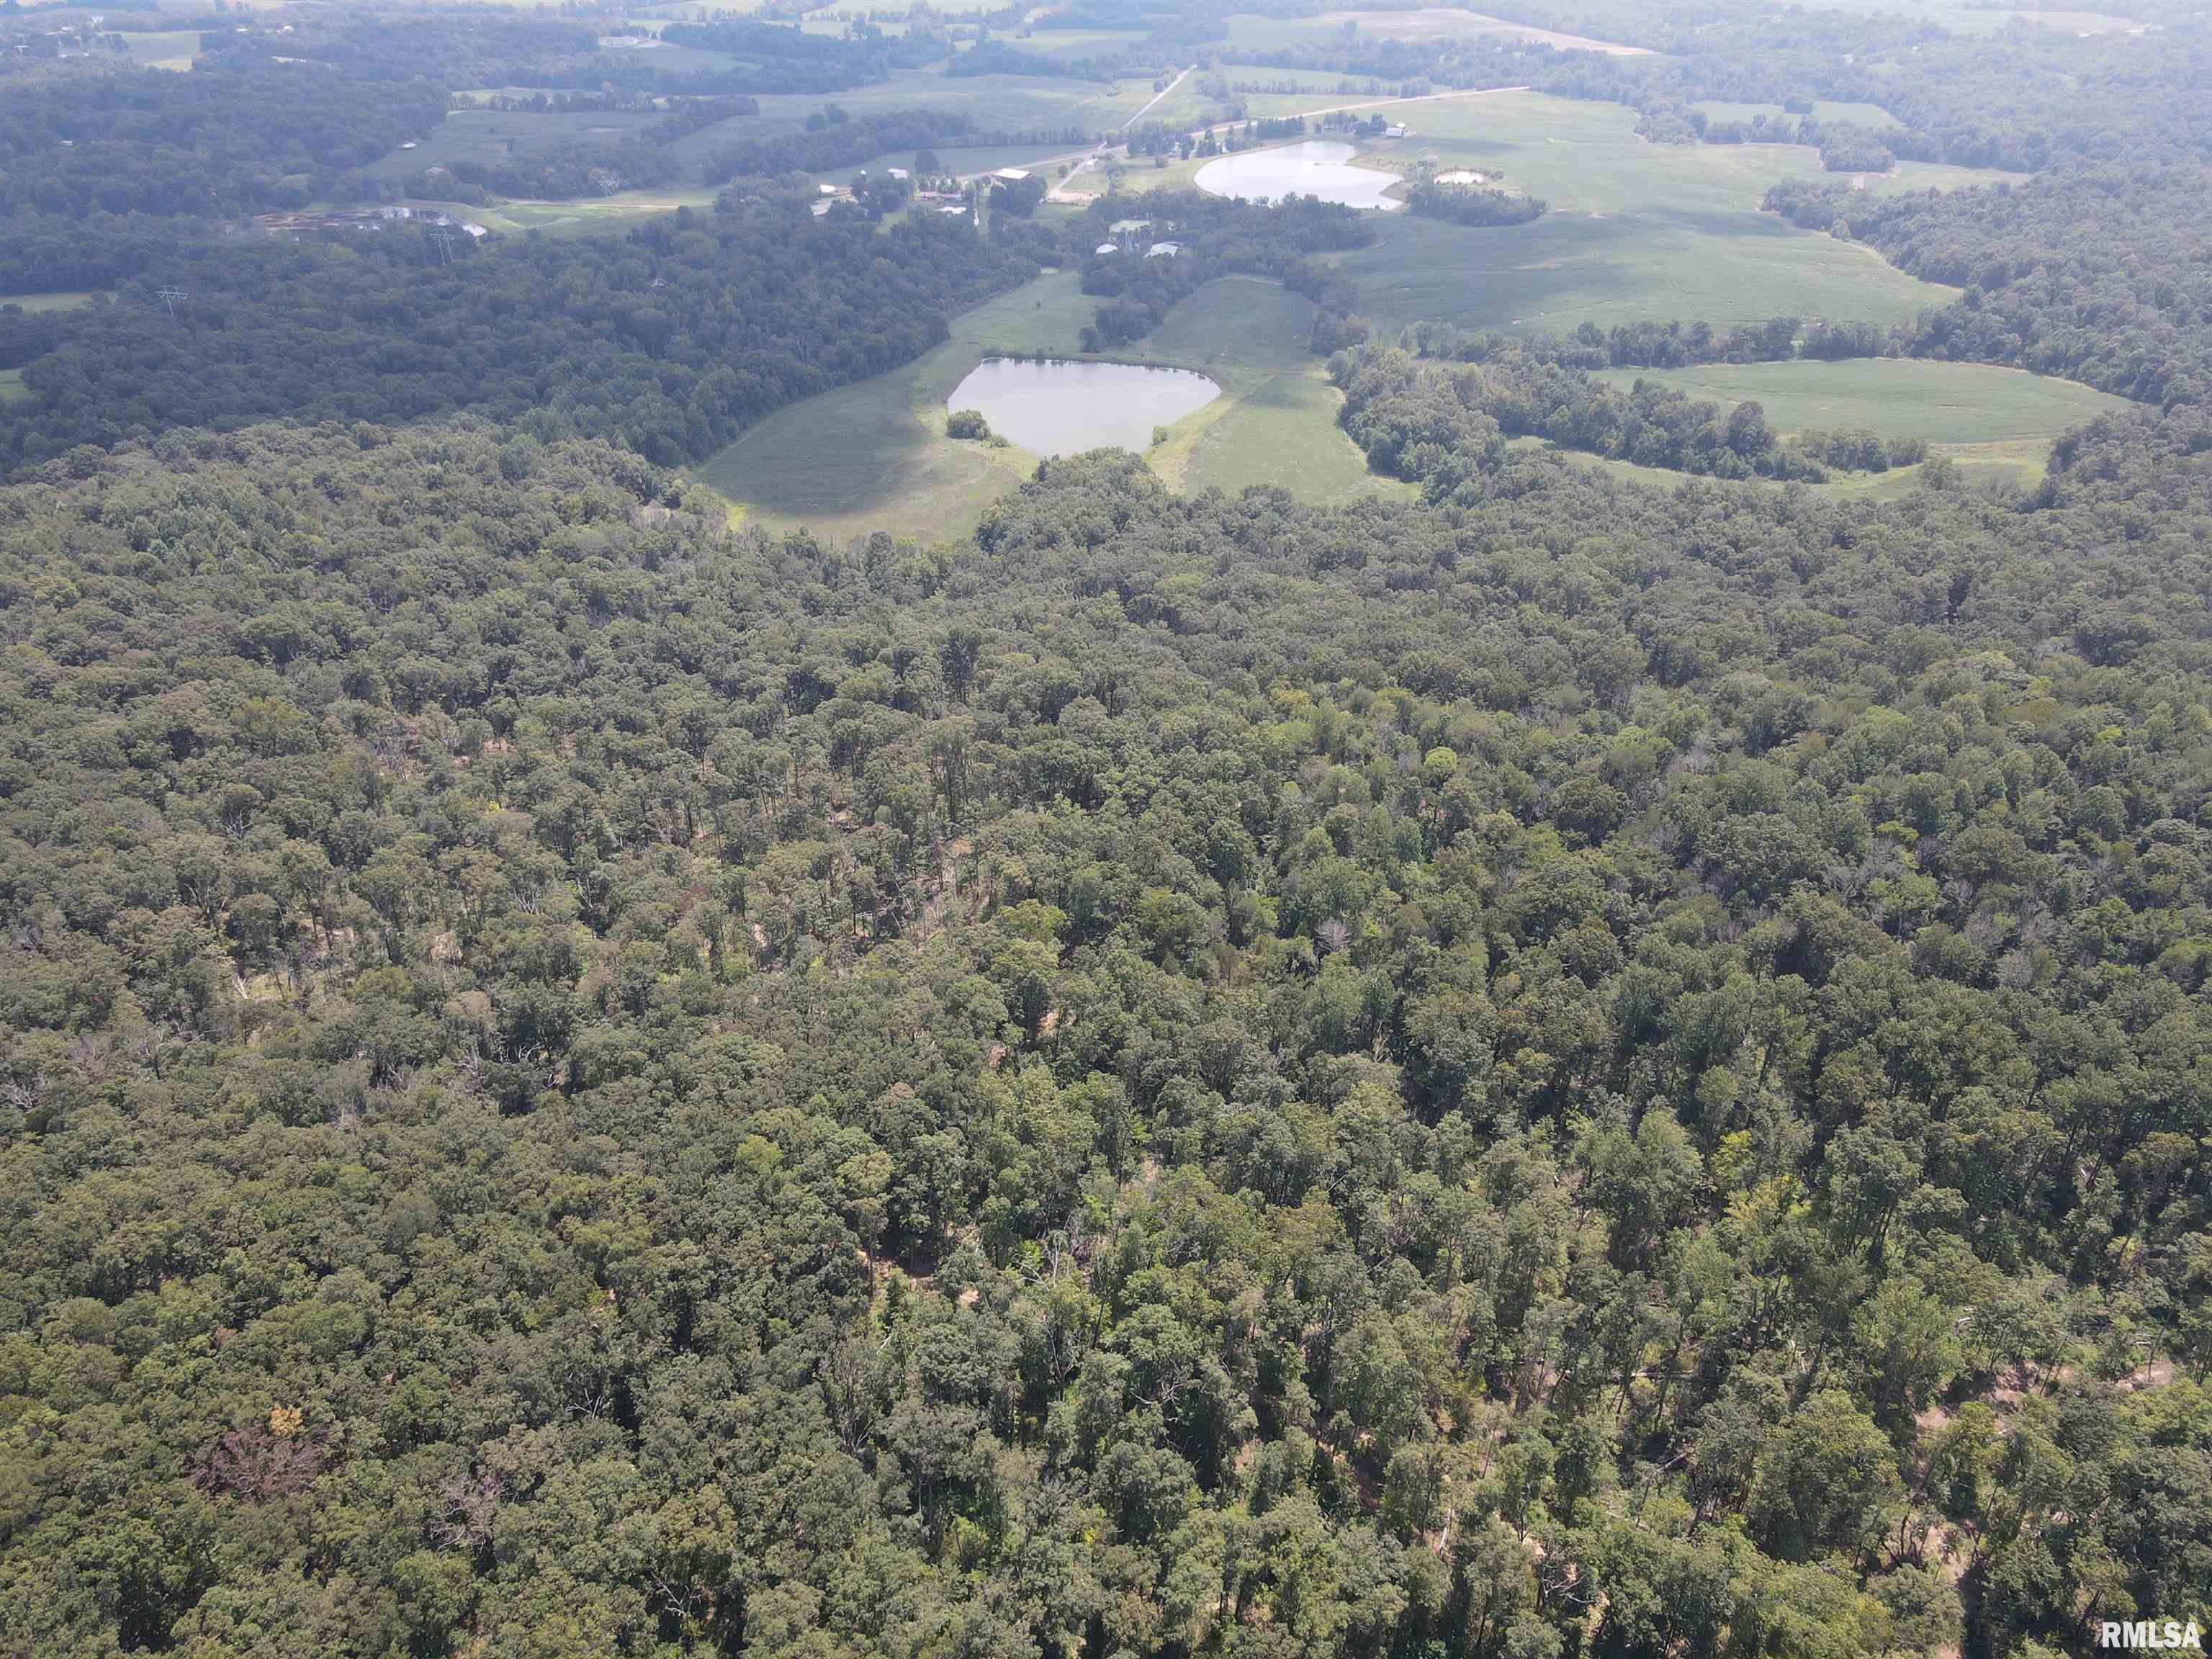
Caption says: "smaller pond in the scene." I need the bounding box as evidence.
[947,357,1220,456]
[1195,140,1405,211]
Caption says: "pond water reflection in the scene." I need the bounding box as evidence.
[946,357,1220,455]
[1195,140,1405,211]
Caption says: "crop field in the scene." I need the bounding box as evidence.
[698,272,1401,542]
[365,109,663,178]
[1316,91,2003,333]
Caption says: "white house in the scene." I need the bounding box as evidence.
[1094,241,1120,255]
[1146,240,1182,258]
[993,167,1030,181]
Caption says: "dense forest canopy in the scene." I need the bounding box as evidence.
[0,2,2208,1658]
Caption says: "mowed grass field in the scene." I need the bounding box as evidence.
[1223,10,1649,54]
[698,272,1402,543]
[1596,357,2131,495]
[401,189,720,238]
[1591,359,2128,444]
[1323,91,1997,334]
[1514,359,2128,499]
[1140,279,1414,503]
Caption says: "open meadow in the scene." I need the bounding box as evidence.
[696,271,1403,543]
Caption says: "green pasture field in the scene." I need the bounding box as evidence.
[669,69,1160,153]
[0,370,33,406]
[696,271,1098,543]
[696,272,1401,543]
[1222,9,1650,55]
[1318,91,2001,333]
[401,189,719,238]
[1509,357,2128,501]
[366,109,665,179]
[1506,433,2056,500]
[1141,279,1415,503]
[1591,359,2128,446]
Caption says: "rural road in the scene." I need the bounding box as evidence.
[1121,66,1194,132]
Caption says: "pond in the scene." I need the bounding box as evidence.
[946,357,1220,455]
[1195,140,1405,211]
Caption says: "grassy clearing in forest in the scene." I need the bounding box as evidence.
[1142,279,1413,504]
[1511,359,2128,500]
[365,109,663,178]
[696,272,1401,543]
[119,30,203,68]
[1592,358,2128,446]
[1,292,98,313]
[1223,10,1650,54]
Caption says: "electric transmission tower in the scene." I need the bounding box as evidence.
[428,230,460,266]
[156,287,186,318]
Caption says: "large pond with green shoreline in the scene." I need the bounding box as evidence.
[946,357,1222,454]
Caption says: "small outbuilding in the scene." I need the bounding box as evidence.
[1145,240,1182,258]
